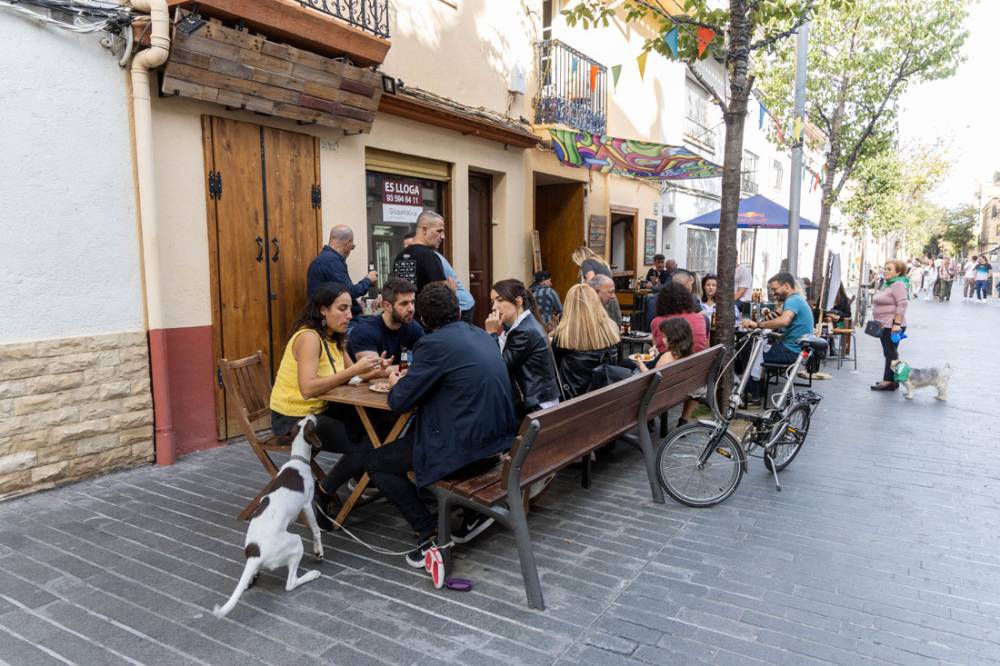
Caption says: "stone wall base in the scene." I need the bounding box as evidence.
[0,331,153,500]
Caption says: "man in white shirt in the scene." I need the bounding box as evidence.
[734,263,753,304]
[962,256,977,301]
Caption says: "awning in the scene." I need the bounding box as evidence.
[682,194,818,229]
[548,128,722,180]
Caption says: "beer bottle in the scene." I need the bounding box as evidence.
[399,347,409,372]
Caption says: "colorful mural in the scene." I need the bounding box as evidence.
[548,129,723,180]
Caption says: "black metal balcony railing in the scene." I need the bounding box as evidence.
[535,39,607,135]
[298,0,390,39]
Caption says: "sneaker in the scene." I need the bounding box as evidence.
[452,512,495,544]
[347,477,380,500]
[406,540,436,568]
[312,484,342,532]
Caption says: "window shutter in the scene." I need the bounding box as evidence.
[365,148,450,181]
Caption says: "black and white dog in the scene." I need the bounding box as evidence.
[213,415,325,618]
[891,360,952,401]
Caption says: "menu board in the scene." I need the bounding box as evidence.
[588,214,608,256]
[643,218,658,265]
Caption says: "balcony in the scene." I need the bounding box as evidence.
[297,0,389,39]
[683,116,716,152]
[534,40,607,135]
[164,0,391,66]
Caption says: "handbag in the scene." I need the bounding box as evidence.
[864,320,883,338]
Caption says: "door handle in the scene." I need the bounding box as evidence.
[271,238,280,262]
[255,236,264,262]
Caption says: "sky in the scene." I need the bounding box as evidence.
[898,1,1000,208]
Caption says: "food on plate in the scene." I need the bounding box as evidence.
[369,382,391,393]
[628,352,656,363]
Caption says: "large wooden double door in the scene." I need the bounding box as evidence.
[203,117,321,438]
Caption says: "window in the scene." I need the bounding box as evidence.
[772,159,783,190]
[542,0,553,39]
[366,172,445,291]
[742,150,759,193]
[684,81,715,150]
[992,204,998,219]
[738,230,755,264]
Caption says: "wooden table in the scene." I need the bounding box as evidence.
[318,382,412,528]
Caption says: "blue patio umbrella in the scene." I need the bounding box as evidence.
[682,194,818,277]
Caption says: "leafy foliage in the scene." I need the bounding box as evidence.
[756,0,970,285]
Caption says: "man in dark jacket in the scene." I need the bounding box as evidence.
[371,284,517,564]
[306,224,378,318]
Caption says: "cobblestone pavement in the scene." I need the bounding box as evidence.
[1,297,999,665]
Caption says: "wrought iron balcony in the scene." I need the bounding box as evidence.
[535,40,607,134]
[297,0,390,39]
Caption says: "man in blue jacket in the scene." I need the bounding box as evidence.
[306,225,378,318]
[373,284,517,565]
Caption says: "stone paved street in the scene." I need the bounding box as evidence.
[1,297,999,665]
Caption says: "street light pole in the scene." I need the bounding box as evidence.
[787,20,809,280]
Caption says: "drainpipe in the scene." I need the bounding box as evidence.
[125,0,176,465]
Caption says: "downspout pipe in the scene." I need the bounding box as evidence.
[125,0,176,465]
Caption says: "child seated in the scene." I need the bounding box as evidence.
[639,317,693,372]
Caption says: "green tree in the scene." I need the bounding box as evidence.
[564,0,821,363]
[841,149,904,238]
[923,234,941,259]
[940,205,977,256]
[757,0,969,296]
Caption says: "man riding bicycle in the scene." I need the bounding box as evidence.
[740,272,815,405]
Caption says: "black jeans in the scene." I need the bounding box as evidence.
[271,405,370,494]
[879,326,905,382]
[362,431,437,539]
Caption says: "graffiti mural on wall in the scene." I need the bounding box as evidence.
[549,129,723,181]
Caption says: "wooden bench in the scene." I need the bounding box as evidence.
[430,345,723,609]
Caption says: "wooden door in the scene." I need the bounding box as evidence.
[205,117,270,438]
[262,126,321,374]
[535,183,585,299]
[467,172,493,325]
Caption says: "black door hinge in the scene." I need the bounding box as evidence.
[216,367,224,389]
[208,170,223,200]
[311,183,321,209]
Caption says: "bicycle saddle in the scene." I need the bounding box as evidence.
[797,335,829,356]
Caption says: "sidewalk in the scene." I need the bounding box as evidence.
[1,298,999,665]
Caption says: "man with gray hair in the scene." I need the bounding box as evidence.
[392,211,448,298]
[588,274,622,326]
[307,224,378,318]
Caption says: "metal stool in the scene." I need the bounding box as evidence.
[830,328,857,370]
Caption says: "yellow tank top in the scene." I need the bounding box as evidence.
[269,328,344,417]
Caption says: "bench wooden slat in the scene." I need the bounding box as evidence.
[470,479,507,506]
[645,347,722,416]
[449,465,503,498]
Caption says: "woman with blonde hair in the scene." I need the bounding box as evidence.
[572,246,613,280]
[551,284,622,398]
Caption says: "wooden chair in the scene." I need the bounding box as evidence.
[218,351,326,520]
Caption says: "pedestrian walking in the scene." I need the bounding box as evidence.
[871,259,909,392]
[974,255,993,302]
[906,259,923,300]
[962,255,977,300]
[923,260,937,302]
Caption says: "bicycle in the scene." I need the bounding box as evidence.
[655,329,827,507]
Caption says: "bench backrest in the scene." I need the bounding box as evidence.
[645,345,724,418]
[502,369,656,490]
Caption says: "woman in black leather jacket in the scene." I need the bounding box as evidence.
[484,279,561,417]
[551,284,622,398]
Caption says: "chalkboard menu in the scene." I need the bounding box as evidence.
[643,218,658,265]
[588,214,608,256]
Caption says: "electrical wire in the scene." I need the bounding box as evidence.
[0,0,133,34]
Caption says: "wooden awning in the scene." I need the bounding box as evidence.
[379,89,541,149]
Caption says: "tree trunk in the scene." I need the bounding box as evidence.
[810,144,840,300]
[714,102,749,359]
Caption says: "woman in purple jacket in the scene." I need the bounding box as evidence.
[871,259,910,391]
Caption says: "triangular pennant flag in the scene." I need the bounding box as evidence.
[697,26,715,57]
[589,64,599,92]
[664,27,679,58]
[611,64,622,89]
[758,102,765,130]
[637,51,648,80]
[793,117,803,141]
[571,57,578,75]
[775,118,784,143]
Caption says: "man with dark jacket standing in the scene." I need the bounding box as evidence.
[306,224,377,318]
[372,284,517,565]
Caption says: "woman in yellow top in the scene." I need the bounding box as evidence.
[270,282,386,527]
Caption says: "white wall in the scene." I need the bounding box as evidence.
[0,16,142,343]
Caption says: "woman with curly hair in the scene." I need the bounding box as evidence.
[650,282,708,355]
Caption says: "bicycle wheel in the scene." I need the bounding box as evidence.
[656,424,744,507]
[764,402,810,472]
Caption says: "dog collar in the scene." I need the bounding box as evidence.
[289,454,312,466]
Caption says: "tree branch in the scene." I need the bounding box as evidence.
[816,106,833,137]
[748,0,815,52]
[687,61,729,114]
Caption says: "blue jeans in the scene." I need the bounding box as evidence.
[976,279,989,300]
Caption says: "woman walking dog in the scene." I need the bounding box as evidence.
[870,259,909,392]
